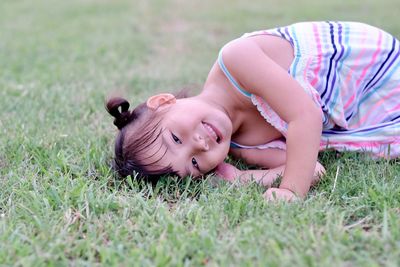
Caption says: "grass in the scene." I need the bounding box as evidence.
[1,0,400,266]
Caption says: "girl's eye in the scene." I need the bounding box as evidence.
[172,133,182,144]
[192,157,199,170]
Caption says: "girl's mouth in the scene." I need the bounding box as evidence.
[203,122,222,143]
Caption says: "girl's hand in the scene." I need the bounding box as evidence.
[263,188,299,202]
[214,162,241,182]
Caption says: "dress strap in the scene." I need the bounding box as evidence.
[230,141,243,149]
[230,139,287,150]
[218,47,252,98]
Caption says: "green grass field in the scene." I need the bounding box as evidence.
[1,0,400,266]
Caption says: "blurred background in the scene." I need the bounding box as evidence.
[2,0,399,137]
[2,0,400,155]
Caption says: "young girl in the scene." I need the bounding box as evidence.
[106,21,400,201]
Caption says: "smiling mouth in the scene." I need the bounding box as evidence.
[202,122,222,143]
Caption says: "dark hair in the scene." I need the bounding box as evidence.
[106,97,178,182]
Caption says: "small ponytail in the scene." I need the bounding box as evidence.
[106,90,188,180]
[106,97,136,130]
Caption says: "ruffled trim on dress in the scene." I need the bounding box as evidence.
[251,94,289,136]
[250,67,328,138]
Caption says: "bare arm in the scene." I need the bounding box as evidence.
[222,39,323,198]
[229,147,286,169]
[215,161,325,188]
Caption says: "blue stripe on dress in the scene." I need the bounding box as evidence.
[364,37,400,94]
[362,37,397,93]
[388,114,400,122]
[277,28,287,41]
[283,27,295,47]
[287,26,300,76]
[218,48,252,98]
[329,22,351,117]
[358,40,400,106]
[321,22,338,101]
[230,141,242,148]
[323,118,400,135]
[326,22,345,106]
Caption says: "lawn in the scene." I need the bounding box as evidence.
[1,0,400,266]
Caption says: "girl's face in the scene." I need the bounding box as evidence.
[145,95,233,177]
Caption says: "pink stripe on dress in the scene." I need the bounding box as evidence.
[355,30,383,87]
[352,87,400,127]
[310,23,323,87]
[343,33,368,110]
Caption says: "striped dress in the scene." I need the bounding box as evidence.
[219,21,400,158]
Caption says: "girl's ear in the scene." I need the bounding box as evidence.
[146,93,176,110]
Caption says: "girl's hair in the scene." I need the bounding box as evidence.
[106,96,178,182]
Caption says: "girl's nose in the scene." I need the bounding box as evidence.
[194,134,209,151]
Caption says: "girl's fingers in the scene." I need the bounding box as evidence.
[263,188,298,202]
[215,163,238,182]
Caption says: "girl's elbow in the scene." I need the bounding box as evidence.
[301,107,323,131]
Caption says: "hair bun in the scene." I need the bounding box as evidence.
[106,97,134,129]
